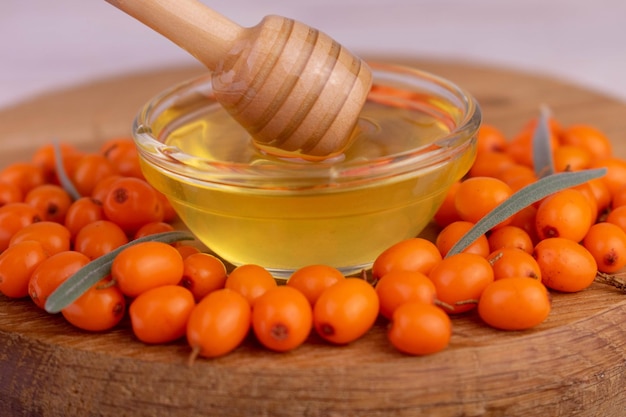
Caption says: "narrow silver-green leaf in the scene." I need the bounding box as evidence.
[45,230,195,314]
[532,106,556,178]
[53,139,82,200]
[446,168,607,258]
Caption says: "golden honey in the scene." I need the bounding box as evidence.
[134,63,480,277]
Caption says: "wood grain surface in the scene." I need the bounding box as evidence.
[0,60,625,417]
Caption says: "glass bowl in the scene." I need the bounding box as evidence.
[132,62,481,278]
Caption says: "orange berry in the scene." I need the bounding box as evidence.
[70,154,119,197]
[9,221,71,256]
[535,189,593,242]
[28,251,90,309]
[428,253,494,314]
[252,286,313,352]
[487,225,534,254]
[589,157,626,197]
[112,241,184,298]
[74,220,129,260]
[552,145,591,172]
[582,222,626,273]
[129,285,195,344]
[372,237,442,279]
[433,181,462,228]
[478,277,551,330]
[313,278,379,345]
[436,221,490,258]
[225,264,277,306]
[0,203,44,252]
[64,197,105,239]
[0,241,48,298]
[388,302,451,355]
[487,248,542,281]
[286,264,345,306]
[62,277,126,332]
[476,124,508,154]
[180,253,228,302]
[0,181,23,207]
[560,124,612,161]
[0,162,47,195]
[454,177,513,228]
[186,288,251,358]
[533,238,597,293]
[102,177,164,235]
[24,184,73,223]
[375,270,436,320]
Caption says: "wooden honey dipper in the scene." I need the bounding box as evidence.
[105,0,373,160]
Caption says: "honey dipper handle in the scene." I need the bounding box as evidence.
[105,0,242,69]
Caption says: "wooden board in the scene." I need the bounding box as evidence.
[1,60,625,417]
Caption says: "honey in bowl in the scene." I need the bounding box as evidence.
[134,63,481,278]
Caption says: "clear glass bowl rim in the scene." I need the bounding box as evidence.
[132,61,482,188]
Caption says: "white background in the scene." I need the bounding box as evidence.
[1,0,625,109]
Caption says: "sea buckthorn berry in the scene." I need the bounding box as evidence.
[468,151,515,179]
[313,278,379,345]
[71,154,119,197]
[74,220,129,260]
[433,181,462,228]
[180,253,228,302]
[134,221,175,239]
[24,184,73,223]
[582,222,626,273]
[535,188,593,242]
[533,237,597,293]
[102,177,164,234]
[606,205,626,233]
[487,225,534,254]
[28,251,90,309]
[9,221,71,256]
[487,248,542,281]
[435,221,490,258]
[61,277,126,332]
[612,184,626,209]
[286,264,345,306]
[478,277,551,331]
[589,157,626,197]
[0,162,46,195]
[428,253,494,314]
[0,203,43,252]
[224,264,277,306]
[0,181,23,207]
[375,270,436,320]
[373,238,442,279]
[552,145,591,172]
[0,241,48,298]
[99,137,143,178]
[31,142,82,181]
[454,177,513,228]
[586,178,612,215]
[187,288,251,358]
[129,285,195,344]
[509,205,540,245]
[64,197,105,239]
[156,191,178,223]
[387,302,452,356]
[175,244,202,259]
[560,124,612,161]
[112,241,184,298]
[252,286,313,352]
[90,175,123,203]
[506,117,561,167]
[476,123,508,154]
[494,164,537,192]
[571,183,599,225]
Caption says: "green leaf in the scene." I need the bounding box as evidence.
[446,168,607,257]
[532,106,556,178]
[44,230,195,314]
[53,139,81,200]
